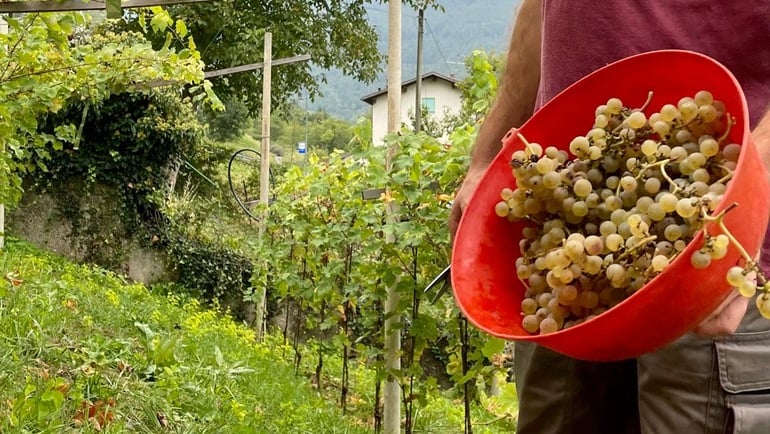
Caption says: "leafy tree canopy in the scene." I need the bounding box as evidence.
[141,0,377,117]
[0,10,216,207]
[456,49,504,121]
[138,0,444,117]
[201,95,251,142]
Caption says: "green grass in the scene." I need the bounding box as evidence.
[0,237,518,433]
[0,237,371,433]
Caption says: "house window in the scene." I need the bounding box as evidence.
[421,97,436,113]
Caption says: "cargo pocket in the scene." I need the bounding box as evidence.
[729,404,770,433]
[716,329,770,434]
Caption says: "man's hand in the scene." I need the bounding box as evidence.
[693,289,749,336]
[449,169,485,244]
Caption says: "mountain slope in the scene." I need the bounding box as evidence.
[311,0,521,120]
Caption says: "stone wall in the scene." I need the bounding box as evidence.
[7,183,176,286]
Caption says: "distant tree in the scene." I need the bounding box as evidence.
[306,111,355,153]
[407,105,456,140]
[456,50,505,122]
[270,104,354,156]
[201,96,250,142]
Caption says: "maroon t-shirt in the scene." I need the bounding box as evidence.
[537,1,770,127]
[536,0,770,270]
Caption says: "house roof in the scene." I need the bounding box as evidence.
[361,71,459,105]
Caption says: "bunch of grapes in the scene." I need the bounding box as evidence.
[495,90,769,335]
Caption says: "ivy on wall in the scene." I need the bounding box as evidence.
[38,90,200,221]
[29,87,258,312]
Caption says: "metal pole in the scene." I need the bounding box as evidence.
[414,8,424,133]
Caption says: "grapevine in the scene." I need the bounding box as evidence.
[495,90,770,334]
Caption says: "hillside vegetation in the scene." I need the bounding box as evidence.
[0,237,517,433]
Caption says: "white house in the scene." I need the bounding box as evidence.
[361,71,462,146]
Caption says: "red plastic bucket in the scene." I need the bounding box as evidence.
[451,50,770,361]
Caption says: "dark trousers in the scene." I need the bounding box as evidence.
[514,305,770,434]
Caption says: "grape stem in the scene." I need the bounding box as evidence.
[614,234,658,263]
[702,203,767,286]
[716,218,766,286]
[713,165,735,185]
[612,91,655,135]
[713,218,751,262]
[717,114,735,144]
[638,91,654,112]
[700,202,730,239]
[639,159,681,194]
[517,132,536,156]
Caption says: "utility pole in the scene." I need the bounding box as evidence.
[414,7,424,133]
[383,1,402,433]
[255,31,272,341]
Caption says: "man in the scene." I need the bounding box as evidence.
[448,1,770,433]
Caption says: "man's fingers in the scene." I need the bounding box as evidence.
[448,173,482,245]
[693,290,749,336]
[448,203,463,245]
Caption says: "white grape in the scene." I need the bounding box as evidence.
[679,99,699,122]
[605,97,623,114]
[495,201,512,218]
[644,177,661,195]
[584,235,604,256]
[536,156,556,174]
[641,139,658,157]
[625,111,647,129]
[698,104,718,122]
[620,175,638,192]
[658,193,679,213]
[722,143,741,162]
[594,114,609,128]
[652,120,671,136]
[521,298,538,315]
[539,317,559,334]
[675,198,698,218]
[569,136,591,156]
[726,266,745,287]
[713,234,730,249]
[605,234,624,252]
[690,250,712,269]
[522,315,540,333]
[664,224,683,241]
[699,138,719,157]
[573,178,593,198]
[651,255,669,272]
[694,90,714,106]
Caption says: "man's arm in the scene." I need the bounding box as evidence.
[753,109,770,168]
[449,0,542,241]
[694,108,770,336]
